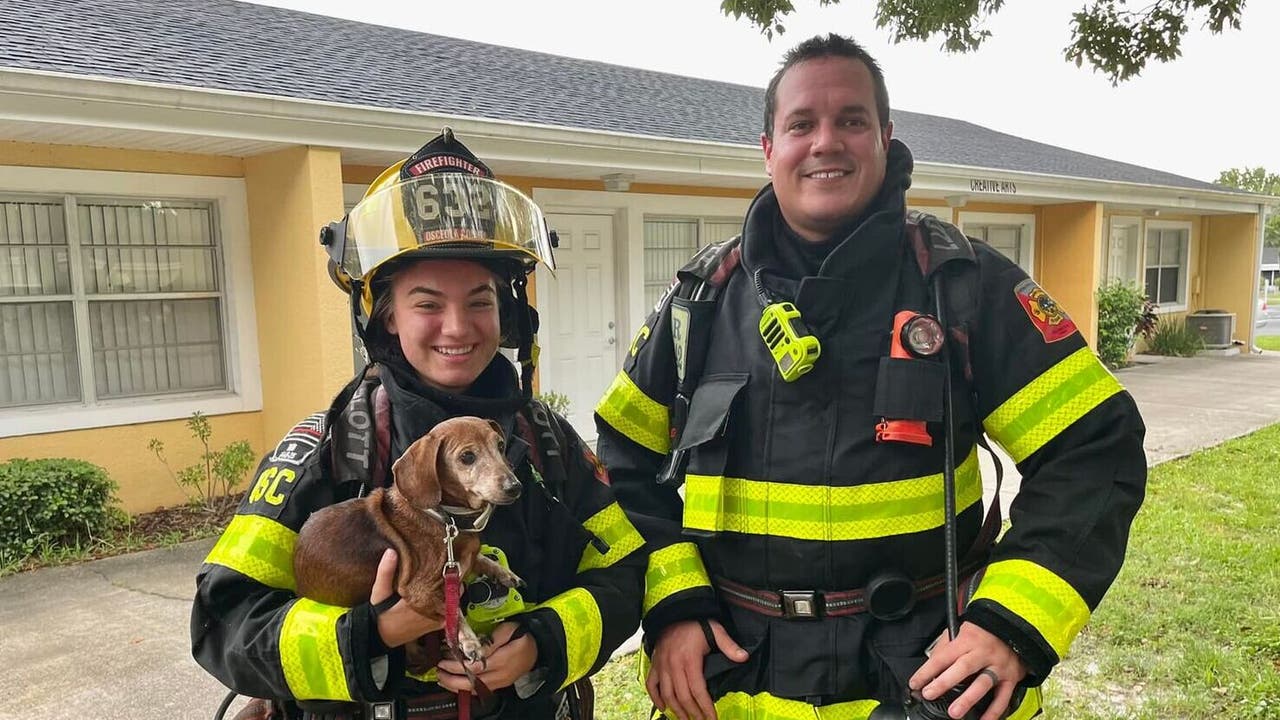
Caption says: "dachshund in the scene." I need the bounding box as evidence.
[293,416,524,668]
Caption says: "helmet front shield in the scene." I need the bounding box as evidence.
[333,174,555,285]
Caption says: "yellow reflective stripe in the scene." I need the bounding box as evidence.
[538,588,602,688]
[595,371,670,455]
[279,599,351,701]
[703,692,879,720]
[204,513,298,591]
[983,347,1123,463]
[971,559,1090,660]
[683,448,980,541]
[578,502,645,572]
[643,542,712,615]
[1006,686,1043,720]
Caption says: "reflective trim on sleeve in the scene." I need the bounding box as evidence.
[279,598,352,701]
[595,371,670,455]
[577,502,645,572]
[682,448,980,541]
[688,692,879,720]
[970,559,1091,660]
[983,347,1123,463]
[1007,686,1043,720]
[538,588,602,688]
[643,542,712,615]
[204,513,298,591]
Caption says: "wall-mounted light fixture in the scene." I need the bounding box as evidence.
[602,173,634,192]
[944,194,968,208]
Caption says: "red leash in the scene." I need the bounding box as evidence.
[441,519,471,720]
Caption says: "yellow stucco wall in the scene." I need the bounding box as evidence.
[1201,213,1261,339]
[244,147,351,446]
[0,413,263,514]
[1038,202,1103,346]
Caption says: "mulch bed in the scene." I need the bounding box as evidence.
[126,493,242,539]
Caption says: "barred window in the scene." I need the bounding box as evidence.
[642,217,738,310]
[0,195,227,409]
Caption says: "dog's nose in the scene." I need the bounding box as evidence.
[502,473,522,500]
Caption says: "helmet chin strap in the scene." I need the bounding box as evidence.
[512,274,536,398]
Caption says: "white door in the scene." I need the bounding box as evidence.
[536,213,618,443]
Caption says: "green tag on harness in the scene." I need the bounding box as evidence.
[759,302,821,382]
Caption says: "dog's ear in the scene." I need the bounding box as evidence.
[487,419,504,439]
[391,435,444,508]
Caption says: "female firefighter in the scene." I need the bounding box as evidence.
[191,130,644,720]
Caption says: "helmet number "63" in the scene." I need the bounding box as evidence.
[249,466,297,506]
[414,184,494,223]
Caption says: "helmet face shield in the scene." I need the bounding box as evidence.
[337,174,555,286]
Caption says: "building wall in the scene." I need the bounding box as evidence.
[1201,213,1261,341]
[0,412,264,513]
[1039,202,1103,346]
[244,147,351,447]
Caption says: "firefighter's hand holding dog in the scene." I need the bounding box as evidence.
[371,548,438,649]
[436,621,537,693]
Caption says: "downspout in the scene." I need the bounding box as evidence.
[1251,203,1268,354]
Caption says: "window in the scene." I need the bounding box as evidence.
[960,212,1035,276]
[1144,223,1190,307]
[642,217,738,309]
[0,194,227,409]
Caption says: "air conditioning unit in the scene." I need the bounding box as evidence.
[1185,310,1235,349]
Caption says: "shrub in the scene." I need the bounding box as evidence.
[535,390,572,417]
[148,412,255,509]
[0,458,124,567]
[1096,282,1152,367]
[1148,317,1205,357]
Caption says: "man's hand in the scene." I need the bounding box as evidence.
[436,622,538,693]
[908,621,1028,720]
[646,620,747,720]
[371,549,438,649]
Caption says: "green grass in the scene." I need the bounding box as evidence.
[592,424,1280,719]
[1257,335,1280,352]
[1043,423,1280,719]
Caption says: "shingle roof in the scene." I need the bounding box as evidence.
[0,0,1234,192]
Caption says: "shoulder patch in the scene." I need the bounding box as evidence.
[269,413,326,466]
[1015,279,1076,343]
[581,443,610,485]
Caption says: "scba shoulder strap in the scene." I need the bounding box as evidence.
[657,237,742,486]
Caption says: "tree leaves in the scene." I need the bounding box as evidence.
[720,0,1247,84]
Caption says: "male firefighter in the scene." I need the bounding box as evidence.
[594,33,1146,720]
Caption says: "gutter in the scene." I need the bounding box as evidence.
[0,66,1272,212]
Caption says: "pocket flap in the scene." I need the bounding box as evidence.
[675,373,749,452]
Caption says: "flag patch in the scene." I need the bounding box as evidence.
[269,413,325,466]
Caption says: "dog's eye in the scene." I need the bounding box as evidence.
[460,450,477,465]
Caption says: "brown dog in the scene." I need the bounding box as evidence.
[293,416,524,666]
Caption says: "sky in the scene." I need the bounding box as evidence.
[242,0,1276,184]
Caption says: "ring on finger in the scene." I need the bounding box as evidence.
[978,667,1000,686]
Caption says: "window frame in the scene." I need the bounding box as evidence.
[957,211,1036,277]
[1142,219,1192,313]
[0,166,261,438]
[641,214,740,311]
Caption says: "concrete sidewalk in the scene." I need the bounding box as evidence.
[3,352,1278,720]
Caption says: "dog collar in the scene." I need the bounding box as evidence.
[425,503,494,533]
